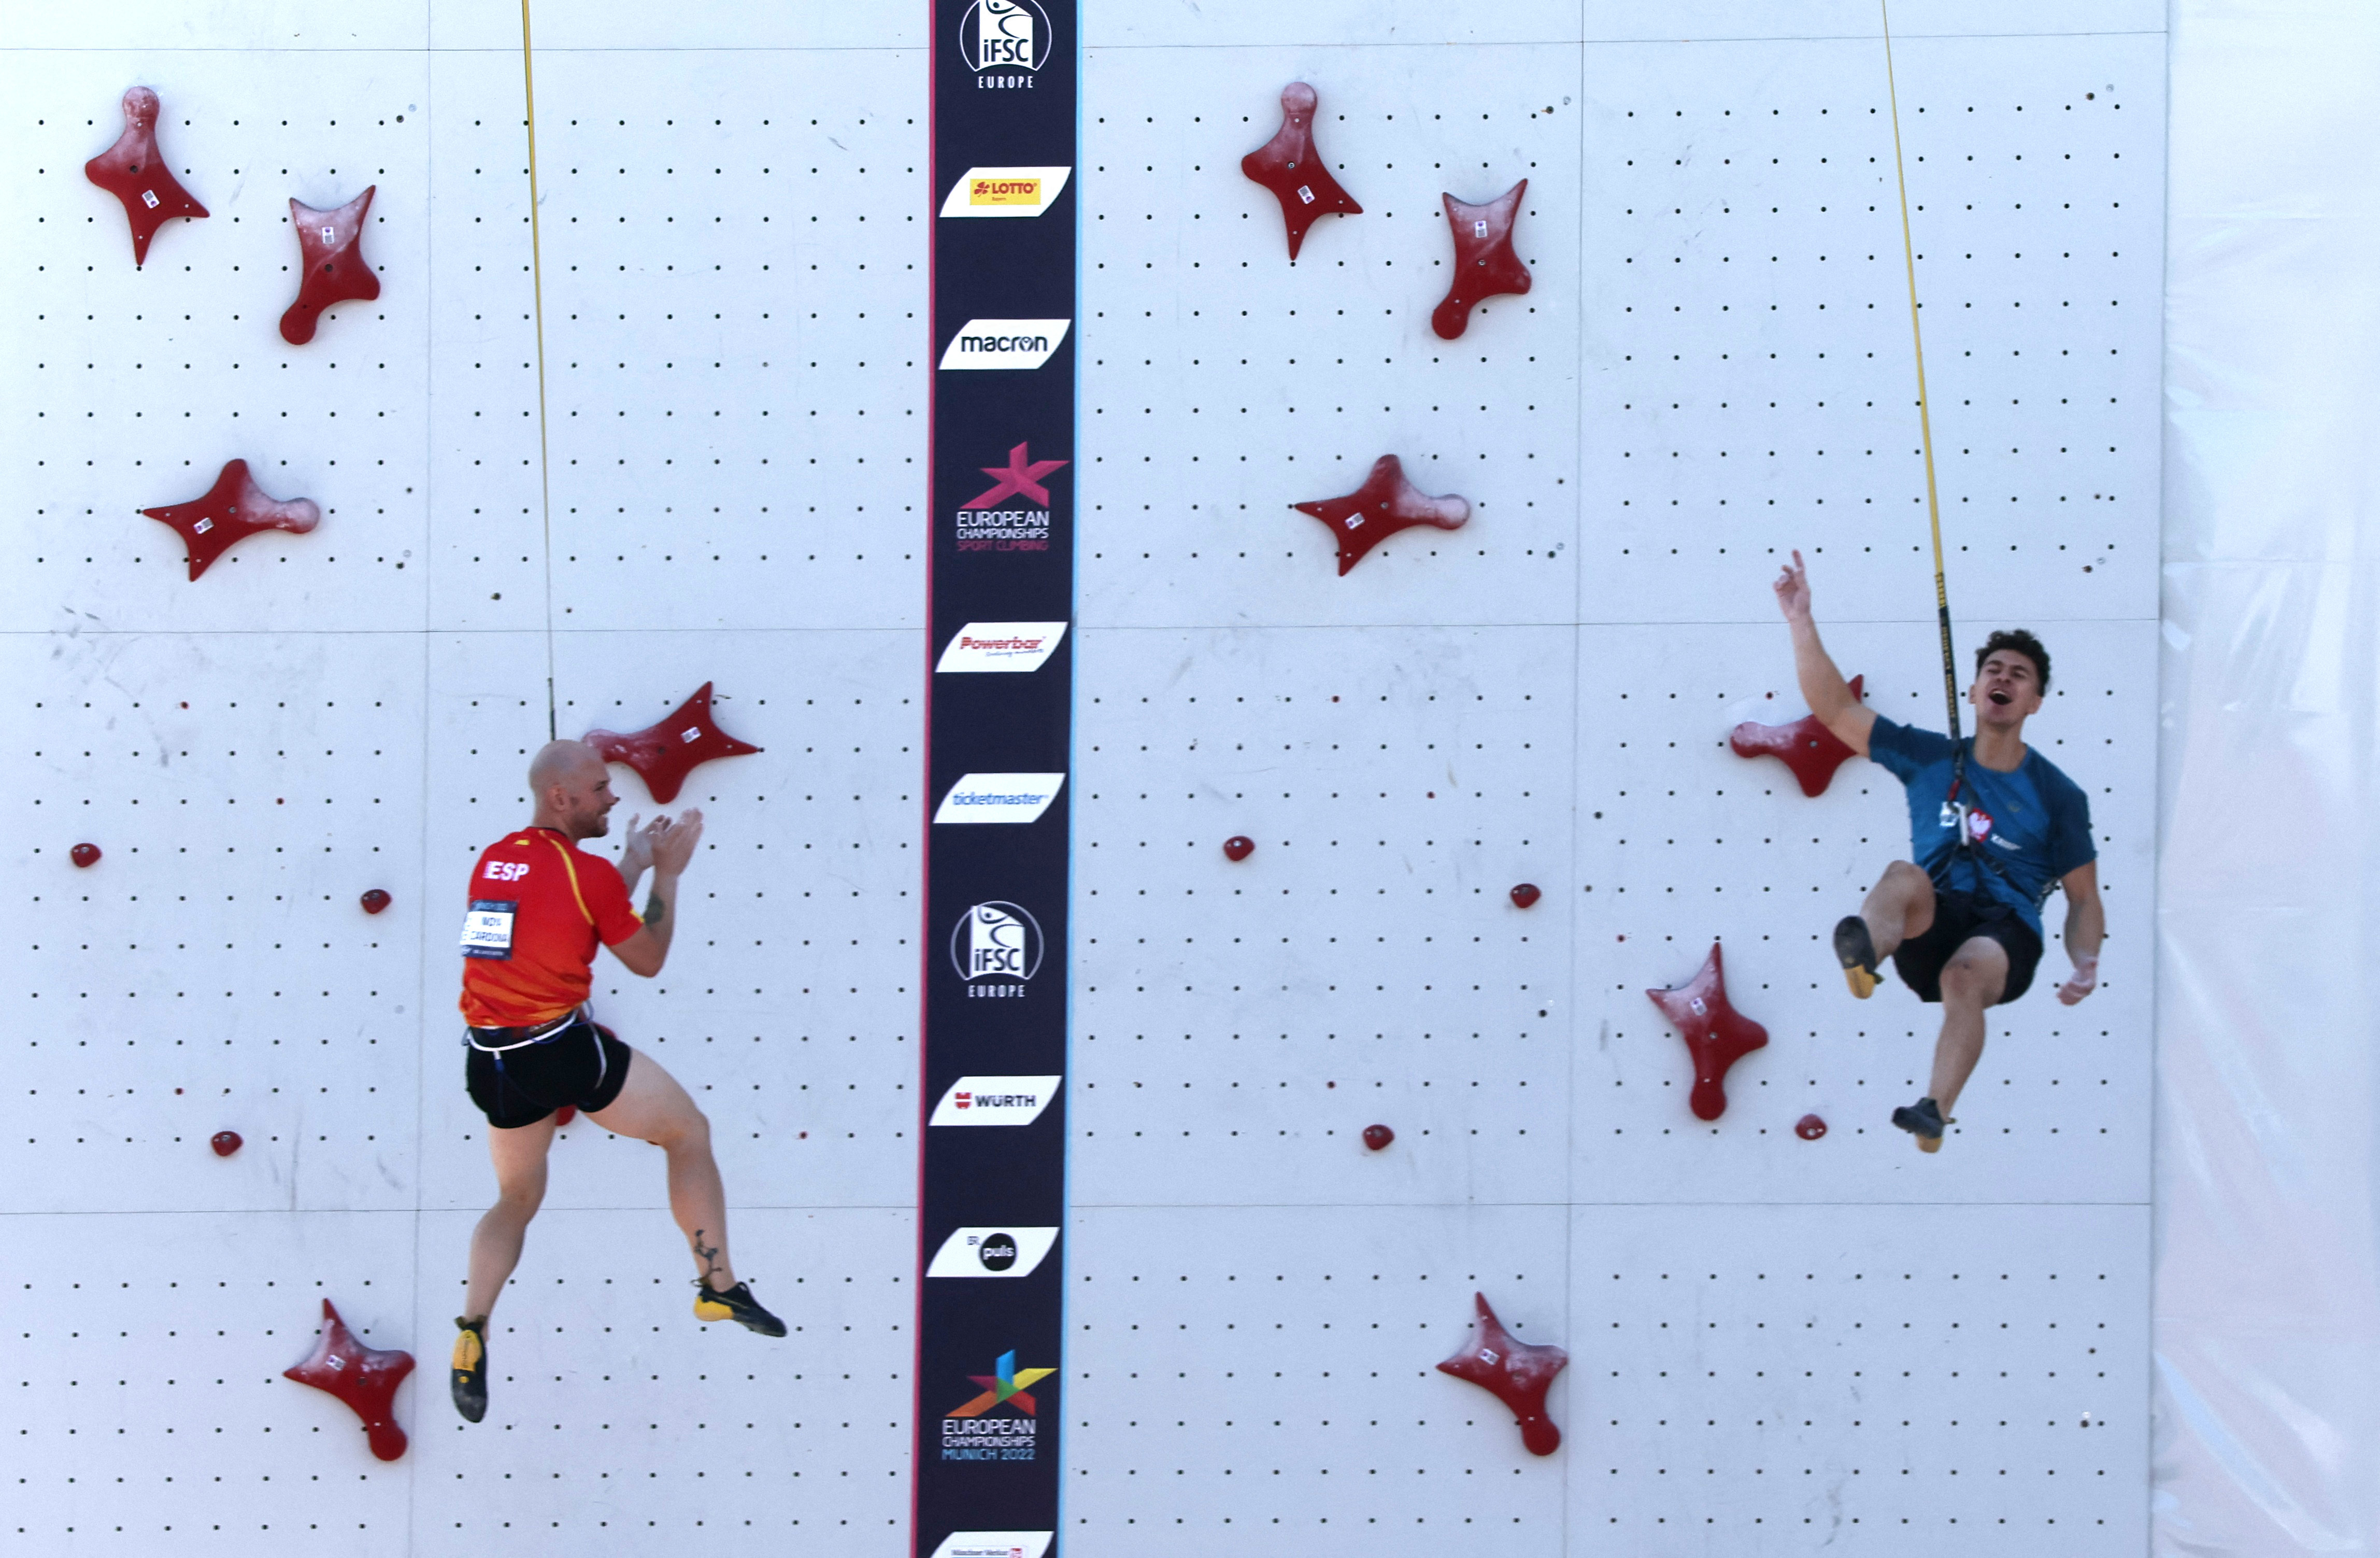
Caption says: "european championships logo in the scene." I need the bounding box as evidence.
[942,1350,1055,1462]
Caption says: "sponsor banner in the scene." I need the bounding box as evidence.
[930,1534,1053,1558]
[936,621,1067,674]
[924,0,1073,1547]
[939,165,1072,216]
[939,318,1071,370]
[931,1076,1062,1127]
[933,773,1065,825]
[927,1226,1060,1280]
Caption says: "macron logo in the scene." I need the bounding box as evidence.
[939,320,1070,372]
[936,621,1067,674]
[934,773,1066,825]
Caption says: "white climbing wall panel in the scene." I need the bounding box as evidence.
[0,2,2161,1555]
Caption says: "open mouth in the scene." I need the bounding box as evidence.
[1987,690,2012,705]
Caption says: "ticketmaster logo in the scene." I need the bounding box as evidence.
[939,319,1071,371]
[930,1536,1051,1558]
[934,773,1065,825]
[935,621,1067,673]
[940,165,1072,218]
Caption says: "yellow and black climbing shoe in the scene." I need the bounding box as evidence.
[450,1316,488,1423]
[1891,1096,1948,1154]
[694,1279,787,1338]
[1832,915,1880,1000]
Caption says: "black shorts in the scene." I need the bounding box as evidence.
[1892,887,2044,1005]
[464,1016,633,1130]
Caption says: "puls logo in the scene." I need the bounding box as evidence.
[925,1225,1059,1278]
[955,441,1066,552]
[941,1349,1055,1463]
[961,0,1053,80]
[950,901,1044,996]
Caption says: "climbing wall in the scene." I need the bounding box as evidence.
[1065,1,2160,1554]
[0,1,2162,1555]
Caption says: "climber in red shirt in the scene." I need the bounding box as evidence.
[447,739,782,1424]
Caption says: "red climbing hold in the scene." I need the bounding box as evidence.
[1240,82,1363,261]
[1509,883,1540,909]
[1362,1123,1394,1151]
[279,186,380,345]
[1729,675,1865,797]
[210,1130,242,1157]
[70,843,102,868]
[1795,1114,1828,1141]
[1431,180,1532,341]
[282,1299,414,1462]
[1436,1291,1567,1456]
[1293,455,1470,575]
[85,87,209,266]
[554,1106,578,1128]
[1646,942,1769,1122]
[360,888,391,915]
[141,459,321,580]
[583,682,762,804]
[1222,835,1255,861]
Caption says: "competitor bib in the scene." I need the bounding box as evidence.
[460,900,518,959]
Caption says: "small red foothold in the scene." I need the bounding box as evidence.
[70,843,102,868]
[554,1106,577,1127]
[210,1130,241,1157]
[1795,1114,1828,1141]
[1436,1292,1568,1455]
[1362,1123,1393,1151]
[141,459,322,581]
[280,186,381,345]
[283,1300,414,1461]
[583,682,763,804]
[1730,676,1865,797]
[1431,179,1533,341]
[1240,82,1363,261]
[1293,454,1470,575]
[359,888,391,915]
[1646,942,1770,1122]
[84,87,208,266]
[1509,883,1540,909]
[1223,835,1255,861]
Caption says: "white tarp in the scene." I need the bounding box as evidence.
[2158,3,2380,1550]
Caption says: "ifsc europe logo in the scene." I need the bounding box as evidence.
[951,901,1043,996]
[961,0,1053,80]
[942,1349,1054,1463]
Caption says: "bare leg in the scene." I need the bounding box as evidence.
[464,1112,558,1320]
[587,1049,737,1292]
[1930,936,2010,1121]
[1859,859,1937,959]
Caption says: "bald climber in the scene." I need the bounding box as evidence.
[446,740,782,1424]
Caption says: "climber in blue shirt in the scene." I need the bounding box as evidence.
[1773,551,2104,1152]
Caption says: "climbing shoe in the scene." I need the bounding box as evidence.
[694,1279,787,1337]
[450,1317,488,1423]
[1833,915,1880,1000]
[1891,1096,1948,1154]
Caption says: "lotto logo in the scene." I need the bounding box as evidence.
[482,860,530,883]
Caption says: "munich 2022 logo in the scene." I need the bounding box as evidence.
[950,901,1044,997]
[943,1349,1055,1462]
[956,441,1066,553]
[961,0,1052,80]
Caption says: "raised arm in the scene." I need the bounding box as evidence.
[2053,860,2104,1005]
[1773,549,1876,755]
[609,810,702,978]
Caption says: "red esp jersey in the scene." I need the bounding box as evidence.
[458,827,643,1029]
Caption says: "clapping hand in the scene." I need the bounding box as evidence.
[2056,954,2099,1006]
[648,809,705,875]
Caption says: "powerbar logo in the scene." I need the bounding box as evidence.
[939,319,1071,371]
[935,621,1067,674]
[933,773,1065,825]
[929,1536,1051,1558]
[927,1226,1059,1278]
[939,166,1072,218]
[931,1075,1061,1127]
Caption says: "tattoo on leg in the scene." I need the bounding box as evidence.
[693,1229,724,1289]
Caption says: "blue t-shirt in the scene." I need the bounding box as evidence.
[1865,716,2096,938]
